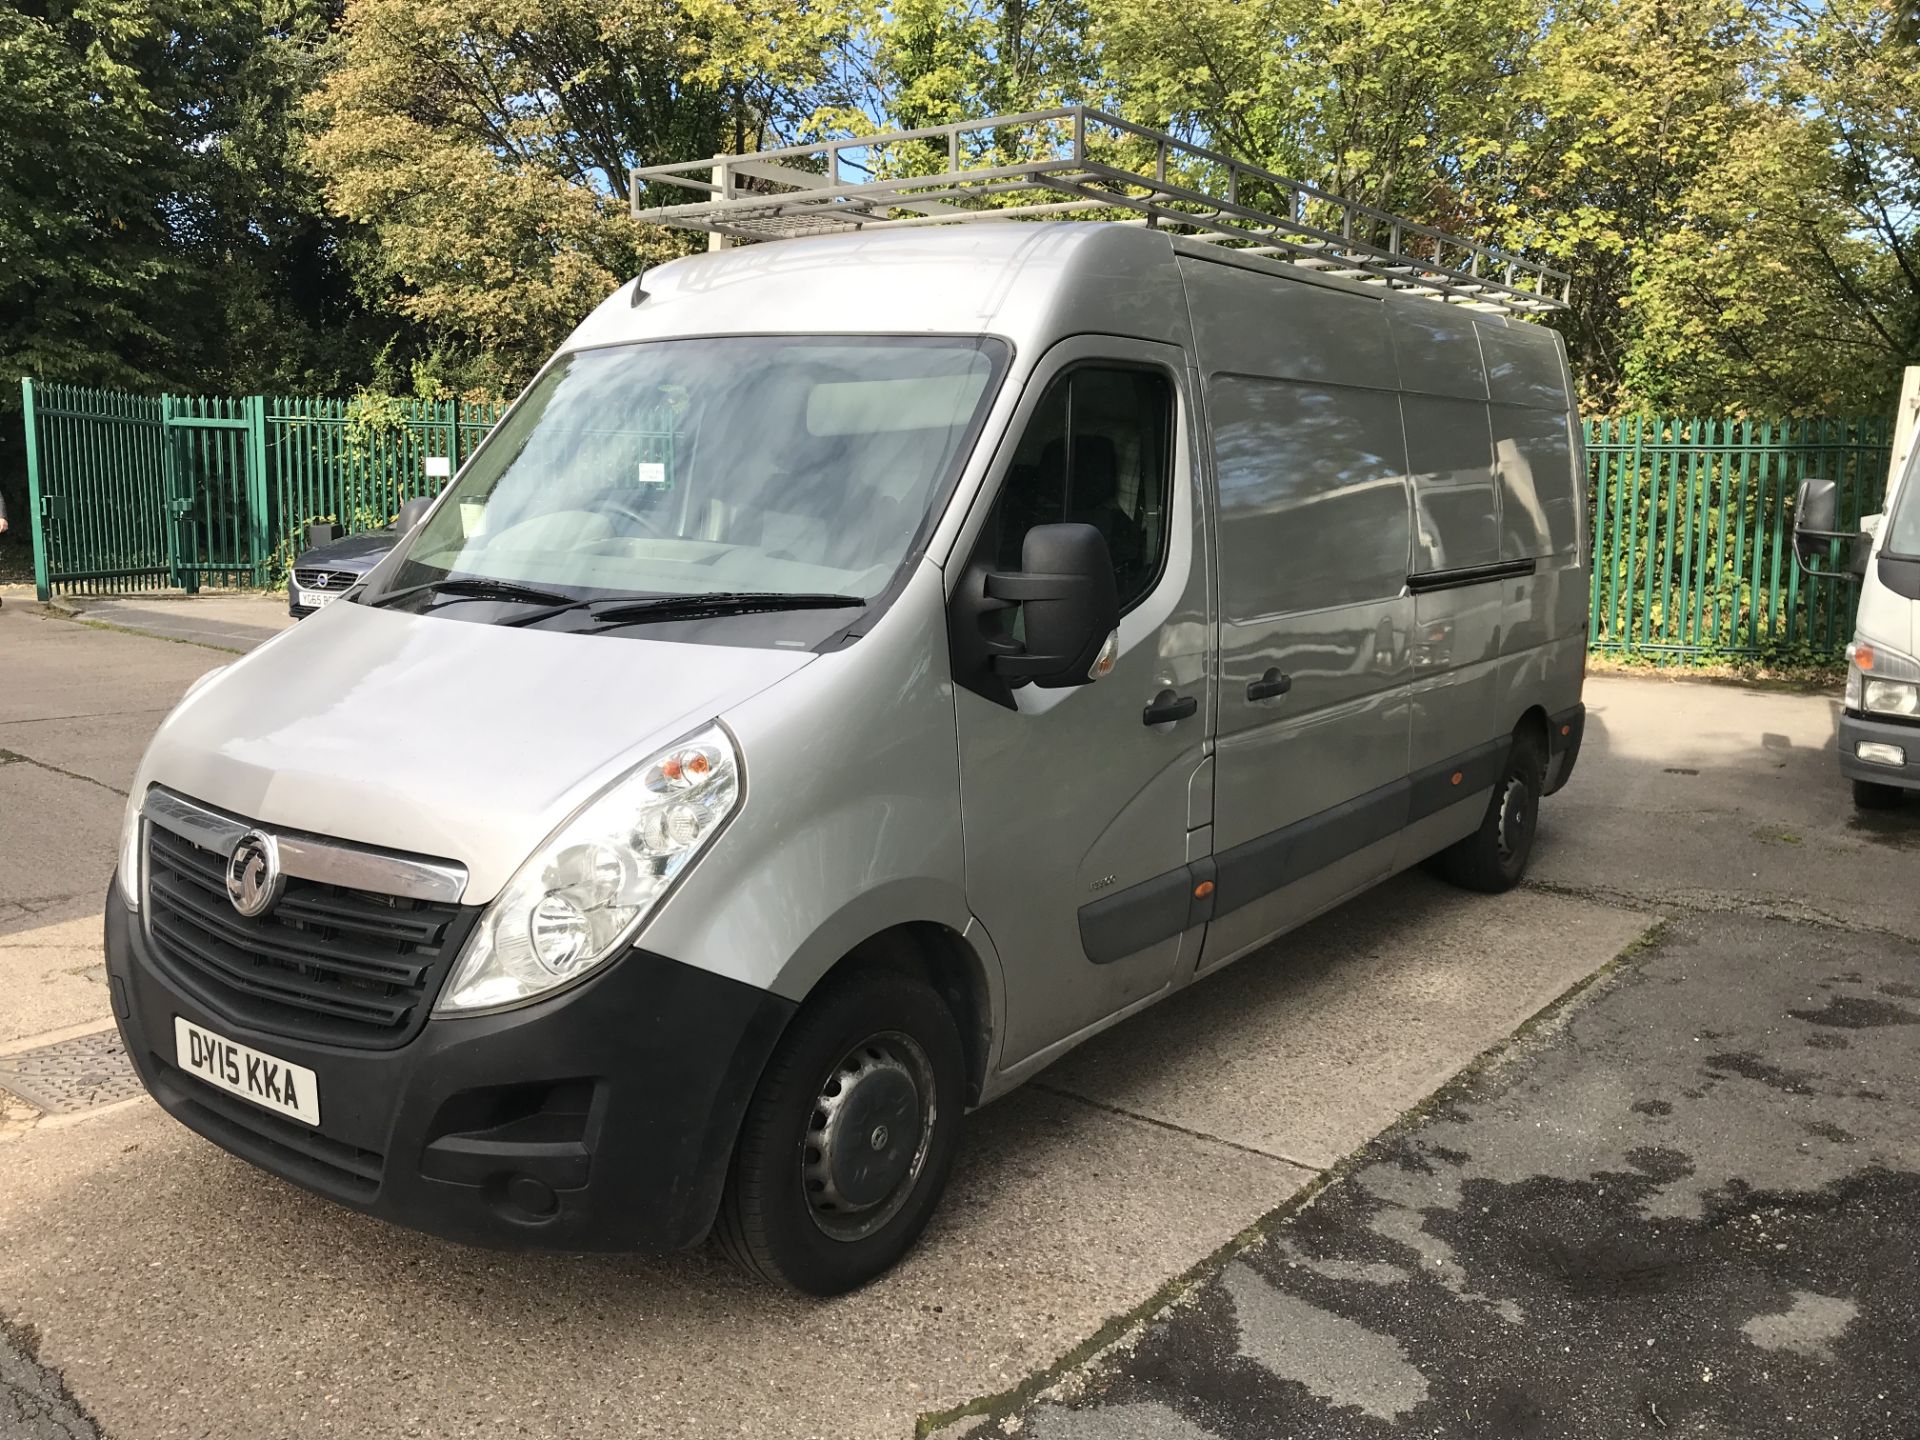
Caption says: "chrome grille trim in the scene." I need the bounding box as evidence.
[142,787,468,905]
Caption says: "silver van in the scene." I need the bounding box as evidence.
[106,111,1587,1294]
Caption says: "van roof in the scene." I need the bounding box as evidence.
[565,223,1542,357]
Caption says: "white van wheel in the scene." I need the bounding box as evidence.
[716,969,964,1295]
[1853,778,1905,811]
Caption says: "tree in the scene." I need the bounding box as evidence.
[306,0,857,391]
[1622,0,1919,413]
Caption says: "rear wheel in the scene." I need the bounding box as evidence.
[716,969,964,1295]
[1434,731,1545,893]
[1853,778,1906,811]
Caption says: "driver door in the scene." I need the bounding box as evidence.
[948,337,1215,1070]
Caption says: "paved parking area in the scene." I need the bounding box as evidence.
[0,597,1913,1439]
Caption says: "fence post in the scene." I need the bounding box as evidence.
[20,377,52,601]
[244,395,271,585]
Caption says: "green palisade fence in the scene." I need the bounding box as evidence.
[20,380,1897,666]
[1584,416,1892,664]
[21,379,503,599]
[21,382,174,595]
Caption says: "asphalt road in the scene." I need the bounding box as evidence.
[1,592,1913,1439]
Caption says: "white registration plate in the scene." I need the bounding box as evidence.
[297,588,336,610]
[174,1016,320,1125]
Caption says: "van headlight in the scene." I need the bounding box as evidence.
[435,724,742,1014]
[1851,642,1920,719]
[115,789,145,910]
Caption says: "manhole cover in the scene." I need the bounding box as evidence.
[0,1028,144,1114]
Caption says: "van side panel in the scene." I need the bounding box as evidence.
[1178,257,1414,971]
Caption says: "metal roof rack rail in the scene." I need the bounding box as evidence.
[630,106,1570,318]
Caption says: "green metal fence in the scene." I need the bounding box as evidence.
[21,380,503,599]
[19,381,1898,665]
[1584,415,1892,664]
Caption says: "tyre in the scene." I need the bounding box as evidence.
[1434,731,1546,893]
[716,968,965,1295]
[1853,778,1906,811]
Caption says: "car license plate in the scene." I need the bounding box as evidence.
[297,588,336,610]
[174,1016,320,1125]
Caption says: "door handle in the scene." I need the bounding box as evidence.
[1143,689,1198,726]
[1247,668,1293,702]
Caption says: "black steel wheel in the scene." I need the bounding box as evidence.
[1853,778,1906,811]
[1434,730,1546,893]
[716,968,964,1295]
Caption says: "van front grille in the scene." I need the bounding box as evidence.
[143,824,476,1049]
[292,568,356,592]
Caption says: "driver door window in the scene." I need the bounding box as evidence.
[982,366,1174,608]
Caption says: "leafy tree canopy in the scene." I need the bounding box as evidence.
[4,0,1918,423]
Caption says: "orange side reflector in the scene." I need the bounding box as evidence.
[1561,724,1571,736]
[1858,644,1876,671]
[1193,880,1215,899]
[1450,771,1464,786]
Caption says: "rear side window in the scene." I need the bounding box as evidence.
[1210,376,1410,618]
[981,366,1174,610]
[1490,404,1579,559]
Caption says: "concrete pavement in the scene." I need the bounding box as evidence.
[0,598,1906,1439]
[988,910,1920,1438]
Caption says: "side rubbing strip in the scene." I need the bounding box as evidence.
[1075,733,1523,966]
[1406,558,1537,595]
[1079,867,1193,966]
[1407,737,1510,821]
[1211,777,1409,920]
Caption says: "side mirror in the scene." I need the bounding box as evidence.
[395,497,435,534]
[950,522,1121,708]
[1793,478,1864,579]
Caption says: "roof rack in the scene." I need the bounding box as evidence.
[630,106,1571,318]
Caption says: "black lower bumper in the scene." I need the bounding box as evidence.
[1837,710,1920,791]
[105,885,793,1252]
[1544,702,1586,795]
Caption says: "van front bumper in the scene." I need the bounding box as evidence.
[1838,711,1920,791]
[104,884,793,1252]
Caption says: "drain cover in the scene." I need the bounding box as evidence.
[0,1028,144,1114]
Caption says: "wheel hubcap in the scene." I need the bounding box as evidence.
[1496,776,1531,862]
[802,1032,935,1240]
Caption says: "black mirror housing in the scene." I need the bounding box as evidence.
[950,522,1121,708]
[996,524,1122,688]
[396,497,435,534]
[1792,477,1863,579]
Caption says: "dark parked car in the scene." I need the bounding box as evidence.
[287,527,400,617]
[286,499,435,618]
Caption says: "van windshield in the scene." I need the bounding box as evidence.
[380,335,1009,610]
[1887,451,1920,558]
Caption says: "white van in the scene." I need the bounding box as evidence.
[106,110,1587,1293]
[1796,433,1920,808]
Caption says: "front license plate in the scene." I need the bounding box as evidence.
[297,588,336,610]
[174,1016,321,1126]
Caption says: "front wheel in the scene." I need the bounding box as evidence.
[1434,732,1545,893]
[716,969,965,1295]
[1853,778,1906,811]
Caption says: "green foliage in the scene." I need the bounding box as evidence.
[305,0,862,388]
[4,0,1918,480]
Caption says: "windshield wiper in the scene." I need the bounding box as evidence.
[368,576,577,610]
[586,592,867,626]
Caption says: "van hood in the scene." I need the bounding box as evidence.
[135,599,815,903]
